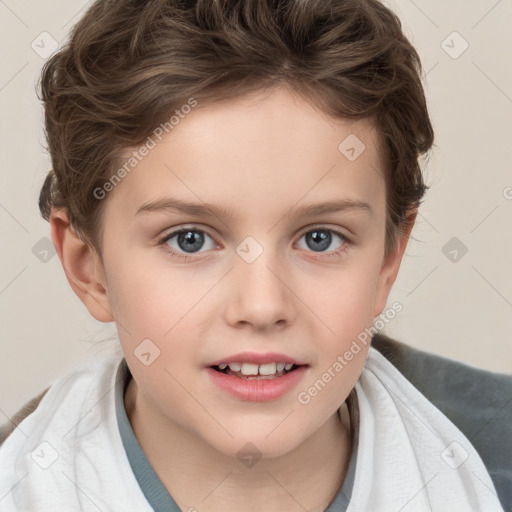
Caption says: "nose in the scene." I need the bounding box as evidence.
[223,247,296,331]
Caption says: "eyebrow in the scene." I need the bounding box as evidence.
[135,197,373,219]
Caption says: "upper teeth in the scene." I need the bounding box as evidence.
[218,362,294,375]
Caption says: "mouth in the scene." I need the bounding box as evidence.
[205,362,309,401]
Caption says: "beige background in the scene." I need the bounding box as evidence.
[1,0,511,419]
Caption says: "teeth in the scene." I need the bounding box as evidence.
[220,361,296,376]
[240,363,259,376]
[258,362,277,375]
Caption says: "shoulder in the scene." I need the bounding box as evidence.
[371,333,512,506]
[0,354,122,448]
[0,387,51,446]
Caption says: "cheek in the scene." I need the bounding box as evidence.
[313,258,381,325]
[107,259,222,375]
[107,256,197,332]
[108,265,204,403]
[305,258,381,390]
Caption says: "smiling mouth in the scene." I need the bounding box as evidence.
[210,364,304,380]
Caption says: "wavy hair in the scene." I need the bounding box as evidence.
[38,0,434,257]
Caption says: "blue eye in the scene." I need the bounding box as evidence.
[158,226,350,260]
[159,228,216,255]
[296,228,348,254]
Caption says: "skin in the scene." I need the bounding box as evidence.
[50,85,415,512]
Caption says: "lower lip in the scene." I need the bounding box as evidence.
[205,366,308,402]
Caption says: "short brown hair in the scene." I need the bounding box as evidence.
[38,0,434,257]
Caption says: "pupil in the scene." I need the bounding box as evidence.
[306,230,331,252]
[178,231,204,253]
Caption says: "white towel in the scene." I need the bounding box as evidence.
[0,354,152,512]
[347,349,504,511]
[0,348,504,511]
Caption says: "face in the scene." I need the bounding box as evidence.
[92,86,405,459]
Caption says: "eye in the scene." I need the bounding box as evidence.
[157,225,351,261]
[158,227,216,256]
[296,227,349,255]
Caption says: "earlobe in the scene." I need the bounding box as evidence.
[49,209,114,323]
[373,210,417,317]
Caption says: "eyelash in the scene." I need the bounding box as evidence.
[157,225,352,261]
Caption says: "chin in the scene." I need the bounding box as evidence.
[204,430,301,463]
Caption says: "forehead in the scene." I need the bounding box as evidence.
[106,87,386,224]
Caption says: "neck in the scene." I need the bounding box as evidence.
[124,377,352,512]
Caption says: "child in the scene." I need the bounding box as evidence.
[1,0,510,510]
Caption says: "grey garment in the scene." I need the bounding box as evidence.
[114,358,359,511]
[371,334,512,510]
[114,359,179,510]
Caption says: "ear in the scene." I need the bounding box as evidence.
[49,208,114,323]
[373,209,417,317]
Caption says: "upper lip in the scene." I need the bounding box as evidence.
[206,352,308,367]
